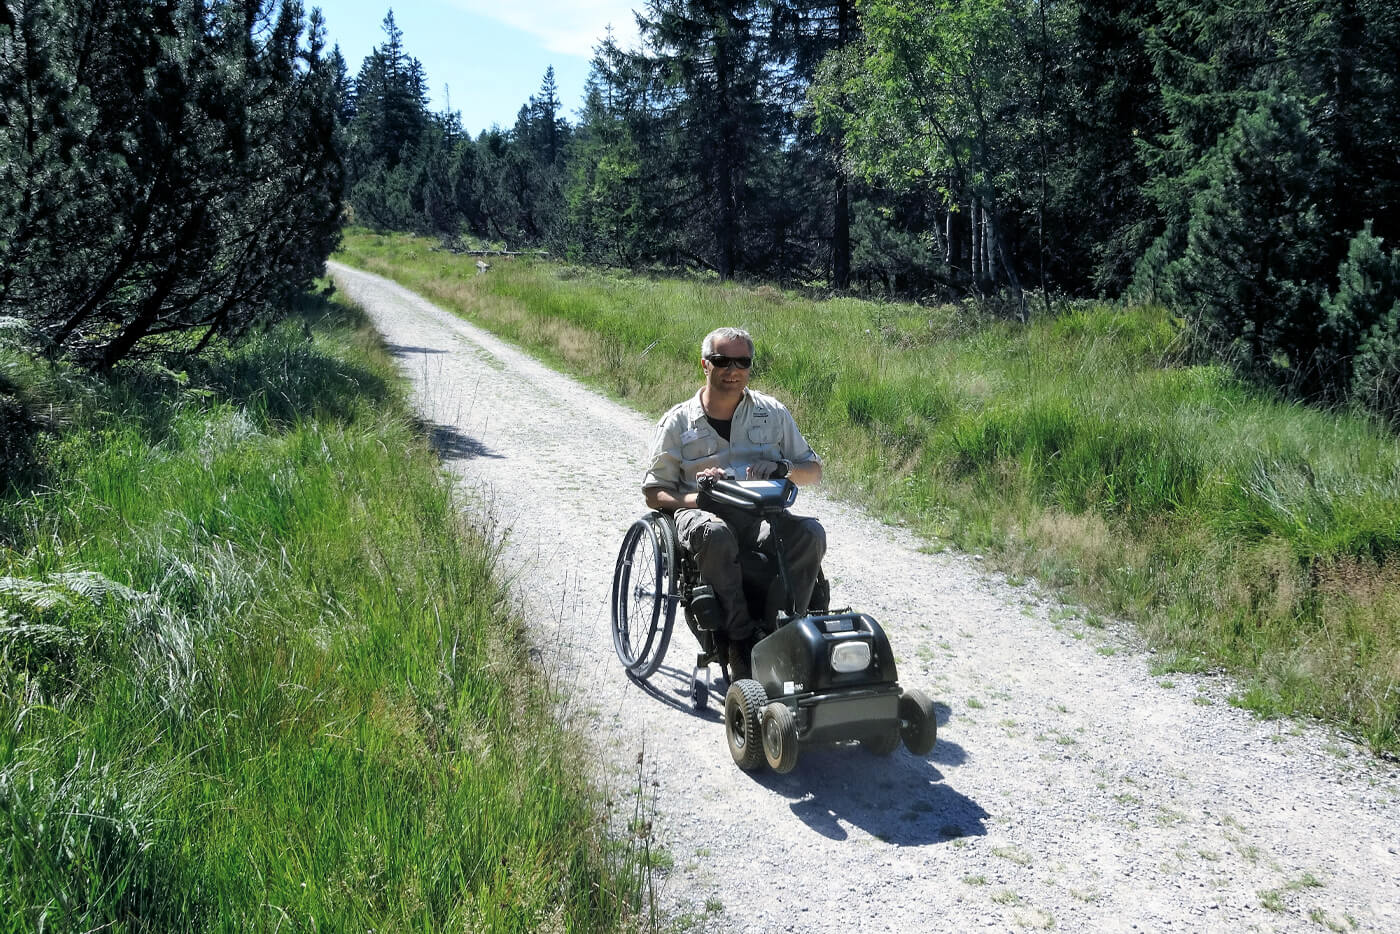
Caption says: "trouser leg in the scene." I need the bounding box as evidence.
[761,515,827,616]
[674,508,757,640]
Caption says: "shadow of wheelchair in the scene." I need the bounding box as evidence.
[626,663,725,724]
[749,701,987,845]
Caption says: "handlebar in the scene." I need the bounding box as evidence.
[697,477,799,516]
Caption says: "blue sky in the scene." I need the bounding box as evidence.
[312,1,645,137]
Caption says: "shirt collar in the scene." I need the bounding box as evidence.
[689,387,751,422]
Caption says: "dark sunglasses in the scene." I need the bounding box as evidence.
[705,353,753,369]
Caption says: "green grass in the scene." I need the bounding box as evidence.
[0,294,633,930]
[337,229,1400,754]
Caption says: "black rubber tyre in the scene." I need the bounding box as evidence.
[690,678,710,711]
[610,515,677,678]
[862,728,900,756]
[899,689,938,756]
[761,702,799,773]
[724,679,769,770]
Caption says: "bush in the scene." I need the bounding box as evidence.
[1323,223,1400,423]
[0,0,343,369]
[1157,95,1332,390]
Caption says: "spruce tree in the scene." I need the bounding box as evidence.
[635,0,778,279]
[1159,95,1332,388]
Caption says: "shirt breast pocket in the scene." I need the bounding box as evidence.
[682,435,718,460]
[746,423,781,446]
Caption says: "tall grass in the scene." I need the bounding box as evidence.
[1,294,634,930]
[338,230,1400,754]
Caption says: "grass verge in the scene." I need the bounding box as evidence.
[0,291,635,930]
[336,229,1400,755]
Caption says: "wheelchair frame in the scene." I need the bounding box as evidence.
[610,481,827,709]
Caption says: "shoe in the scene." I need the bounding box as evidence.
[726,639,752,682]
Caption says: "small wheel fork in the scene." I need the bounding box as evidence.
[690,659,711,710]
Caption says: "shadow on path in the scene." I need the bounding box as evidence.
[428,423,502,462]
[384,342,451,356]
[751,702,986,846]
[627,665,724,724]
[633,667,987,846]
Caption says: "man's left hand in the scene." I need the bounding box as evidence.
[746,460,785,480]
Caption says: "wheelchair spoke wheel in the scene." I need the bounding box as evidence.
[610,515,677,678]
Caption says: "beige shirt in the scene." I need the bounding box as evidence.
[642,388,820,494]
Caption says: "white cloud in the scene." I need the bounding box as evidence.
[451,1,645,58]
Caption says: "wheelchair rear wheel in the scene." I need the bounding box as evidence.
[610,514,678,678]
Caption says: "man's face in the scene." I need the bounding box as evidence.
[703,335,753,396]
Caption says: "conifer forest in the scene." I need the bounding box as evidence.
[2,1,1398,421]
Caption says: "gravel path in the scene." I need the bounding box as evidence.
[330,261,1400,933]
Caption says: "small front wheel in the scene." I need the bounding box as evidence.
[761,702,799,773]
[724,679,768,770]
[899,689,937,756]
[690,678,710,711]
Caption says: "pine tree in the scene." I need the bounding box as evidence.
[1056,0,1163,294]
[1322,223,1400,418]
[345,9,432,227]
[1,0,344,367]
[767,0,859,286]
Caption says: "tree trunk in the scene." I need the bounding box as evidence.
[831,0,853,290]
[945,208,954,267]
[984,202,998,285]
[988,207,1026,321]
[1036,0,1051,320]
[714,21,738,281]
[1333,0,1363,237]
[971,199,982,289]
[833,171,850,289]
[99,204,208,369]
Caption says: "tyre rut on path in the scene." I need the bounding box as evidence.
[331,261,1400,933]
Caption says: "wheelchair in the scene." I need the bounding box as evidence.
[610,476,937,773]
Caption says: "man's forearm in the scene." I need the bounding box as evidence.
[644,486,697,512]
[788,459,822,486]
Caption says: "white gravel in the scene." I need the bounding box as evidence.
[330,261,1400,933]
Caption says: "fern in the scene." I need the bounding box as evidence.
[0,571,144,612]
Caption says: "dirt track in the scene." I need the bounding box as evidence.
[331,260,1400,933]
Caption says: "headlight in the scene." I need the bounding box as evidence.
[830,640,871,673]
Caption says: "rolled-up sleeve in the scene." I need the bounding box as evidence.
[780,408,820,467]
[642,415,682,492]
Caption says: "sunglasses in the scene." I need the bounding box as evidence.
[705,353,753,370]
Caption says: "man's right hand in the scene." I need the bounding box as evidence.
[645,468,733,513]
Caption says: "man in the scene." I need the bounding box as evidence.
[642,327,826,680]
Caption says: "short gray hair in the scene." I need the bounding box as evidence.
[701,327,754,357]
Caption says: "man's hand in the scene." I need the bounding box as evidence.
[746,459,786,480]
[646,467,729,513]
